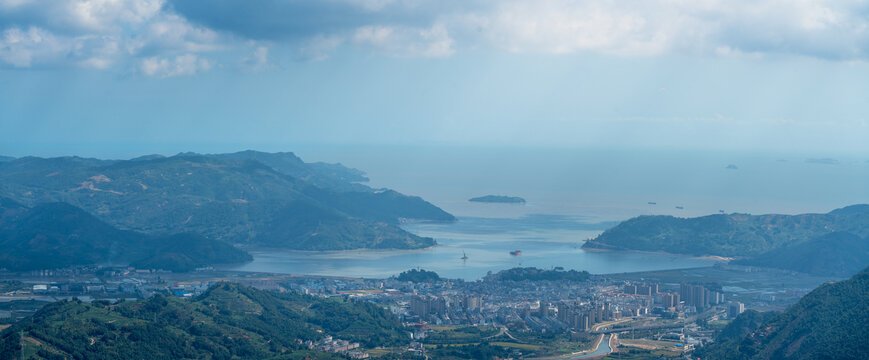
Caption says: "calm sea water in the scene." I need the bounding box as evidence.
[224,146,869,280]
[227,215,715,279]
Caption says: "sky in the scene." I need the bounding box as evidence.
[1,0,869,157]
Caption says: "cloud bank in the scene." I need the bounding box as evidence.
[2,0,869,76]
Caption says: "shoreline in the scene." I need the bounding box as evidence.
[239,243,438,254]
[580,244,734,262]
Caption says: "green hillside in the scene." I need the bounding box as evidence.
[695,267,869,359]
[693,310,778,360]
[0,151,453,250]
[211,150,370,192]
[486,267,591,282]
[583,206,869,275]
[734,232,869,277]
[0,201,250,272]
[0,283,409,359]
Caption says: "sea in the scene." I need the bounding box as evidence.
[224,145,869,280]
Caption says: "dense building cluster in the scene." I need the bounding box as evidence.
[306,336,368,359]
[680,283,726,311]
[2,264,763,350]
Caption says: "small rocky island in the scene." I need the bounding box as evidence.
[469,195,526,204]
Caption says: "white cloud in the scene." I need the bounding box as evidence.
[140,53,212,77]
[0,0,225,73]
[240,45,272,71]
[297,35,343,61]
[459,0,869,59]
[0,0,164,33]
[66,0,163,31]
[4,0,869,72]
[0,26,128,69]
[131,13,223,54]
[353,24,454,58]
[73,35,121,68]
[0,27,67,67]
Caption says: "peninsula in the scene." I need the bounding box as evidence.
[582,204,869,276]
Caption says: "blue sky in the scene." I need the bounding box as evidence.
[1,0,869,157]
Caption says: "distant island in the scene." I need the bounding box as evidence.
[469,195,526,204]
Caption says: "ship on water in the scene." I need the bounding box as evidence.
[510,250,522,256]
[461,251,469,260]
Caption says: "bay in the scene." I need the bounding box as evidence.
[223,145,869,280]
[225,215,716,280]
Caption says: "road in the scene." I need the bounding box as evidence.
[484,326,518,341]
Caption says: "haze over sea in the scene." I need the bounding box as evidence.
[221,145,869,279]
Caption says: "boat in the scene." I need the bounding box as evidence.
[675,206,684,210]
[648,201,657,205]
[461,251,469,260]
[510,250,522,256]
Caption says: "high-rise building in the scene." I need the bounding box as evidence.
[728,302,745,318]
[681,283,718,310]
[410,295,430,318]
[659,292,680,308]
[410,295,449,320]
[626,282,659,296]
[463,296,482,311]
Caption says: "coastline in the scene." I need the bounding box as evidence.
[579,243,734,262]
[239,243,438,254]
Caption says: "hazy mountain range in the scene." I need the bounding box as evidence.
[0,151,454,253]
[0,197,250,272]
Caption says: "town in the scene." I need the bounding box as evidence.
[0,264,829,358]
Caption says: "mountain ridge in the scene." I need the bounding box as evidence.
[0,201,251,272]
[694,266,869,359]
[0,282,409,359]
[583,205,869,275]
[0,151,453,251]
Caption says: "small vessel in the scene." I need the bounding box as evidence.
[461,251,469,260]
[675,206,684,210]
[510,250,522,256]
[648,201,657,205]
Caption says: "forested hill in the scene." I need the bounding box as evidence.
[733,232,869,277]
[694,266,869,359]
[0,151,454,250]
[0,283,409,359]
[694,310,779,360]
[583,205,869,276]
[0,201,250,272]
